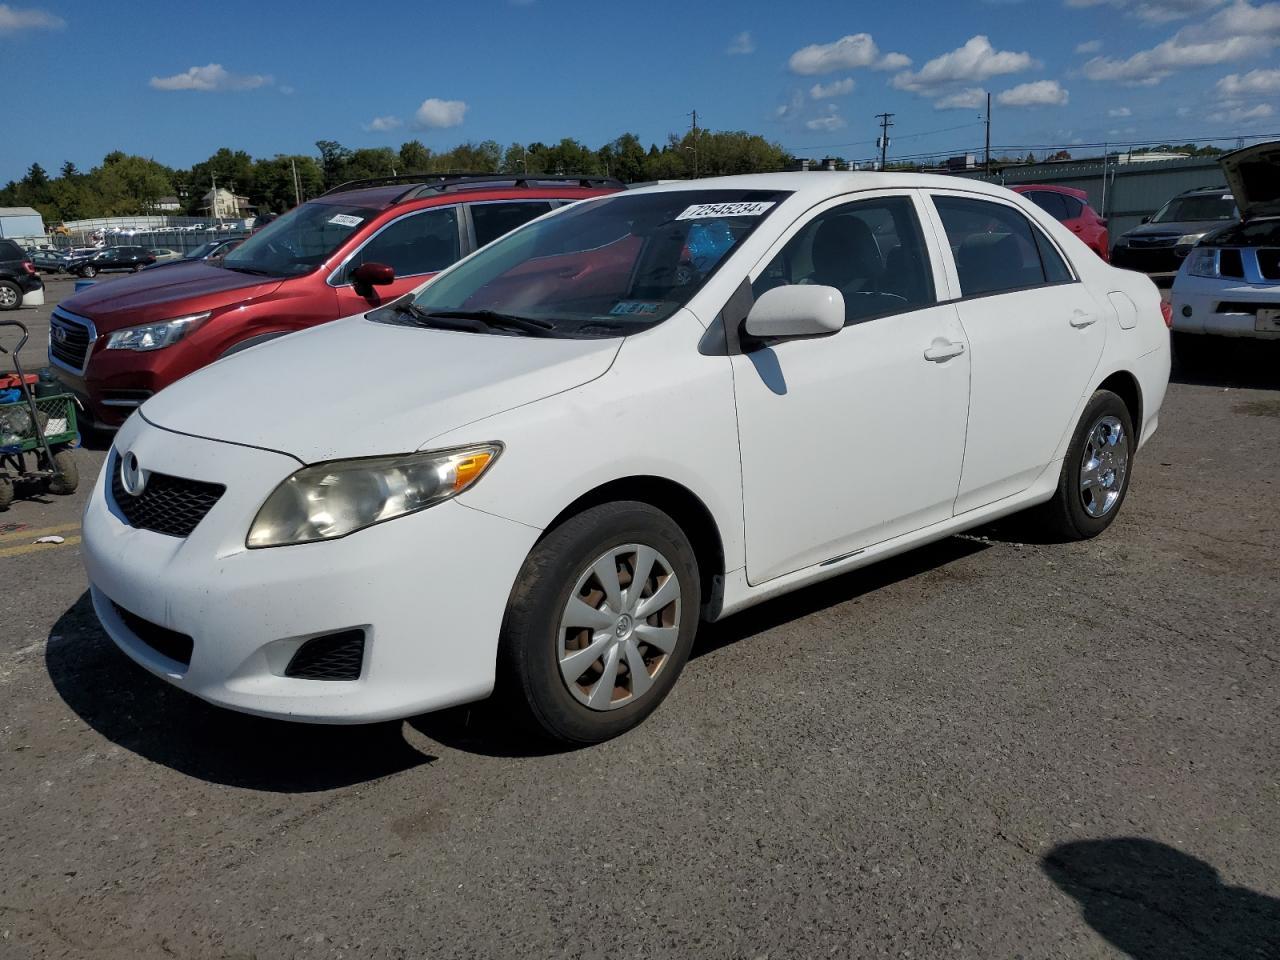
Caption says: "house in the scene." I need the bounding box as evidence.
[200,187,253,219]
[154,196,181,211]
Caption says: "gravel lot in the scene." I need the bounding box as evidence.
[1,277,1278,959]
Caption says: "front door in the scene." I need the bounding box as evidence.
[925,192,1107,514]
[731,192,971,585]
[331,205,463,316]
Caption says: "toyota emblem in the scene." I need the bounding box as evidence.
[119,451,147,496]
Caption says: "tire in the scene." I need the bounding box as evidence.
[80,265,97,278]
[1037,389,1135,541]
[47,448,78,495]
[0,280,21,311]
[498,501,701,744]
[0,478,12,511]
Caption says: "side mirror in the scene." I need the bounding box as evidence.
[352,262,395,291]
[744,285,844,340]
[1140,215,1151,223]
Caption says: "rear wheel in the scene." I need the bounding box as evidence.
[1037,389,1134,541]
[0,281,21,310]
[498,501,700,744]
[47,448,78,495]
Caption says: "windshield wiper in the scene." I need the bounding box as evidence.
[222,264,279,277]
[411,308,557,337]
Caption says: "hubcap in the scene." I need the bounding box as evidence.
[0,287,16,307]
[1079,415,1129,518]
[557,543,681,711]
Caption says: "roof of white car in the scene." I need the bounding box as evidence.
[628,172,1014,203]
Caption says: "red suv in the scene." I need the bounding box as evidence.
[1011,184,1109,261]
[50,174,621,429]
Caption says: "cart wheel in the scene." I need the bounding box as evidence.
[47,448,79,496]
[0,478,13,511]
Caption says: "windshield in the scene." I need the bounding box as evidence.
[221,201,376,278]
[1151,195,1237,223]
[395,189,789,337]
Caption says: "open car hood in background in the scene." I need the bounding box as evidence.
[1219,141,1280,221]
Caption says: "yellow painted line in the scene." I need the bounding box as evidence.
[0,522,81,543]
[0,535,81,559]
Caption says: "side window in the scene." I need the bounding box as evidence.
[345,206,460,282]
[1025,191,1069,222]
[751,195,935,325]
[470,201,555,248]
[933,195,1072,297]
[1060,195,1085,220]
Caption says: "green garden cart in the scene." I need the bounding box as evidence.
[0,319,79,510]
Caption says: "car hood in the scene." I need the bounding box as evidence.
[60,263,283,332]
[1219,141,1280,221]
[1121,220,1220,240]
[140,314,623,463]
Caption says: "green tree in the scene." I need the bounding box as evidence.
[250,154,324,212]
[398,140,433,172]
[315,140,353,189]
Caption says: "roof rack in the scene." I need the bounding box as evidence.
[319,172,624,202]
[1181,184,1230,193]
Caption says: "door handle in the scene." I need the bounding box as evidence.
[923,338,966,362]
[1069,310,1098,328]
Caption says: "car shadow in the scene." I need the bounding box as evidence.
[1172,337,1280,391]
[1044,837,1280,959]
[45,592,436,792]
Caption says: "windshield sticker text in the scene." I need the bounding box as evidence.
[610,300,661,316]
[328,214,364,228]
[675,201,775,220]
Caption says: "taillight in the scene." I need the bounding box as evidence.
[1160,301,1173,328]
[22,261,36,275]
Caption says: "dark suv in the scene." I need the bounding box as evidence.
[1111,185,1239,275]
[68,246,157,278]
[0,239,45,310]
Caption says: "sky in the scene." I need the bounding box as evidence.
[1,0,1278,182]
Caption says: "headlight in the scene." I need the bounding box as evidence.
[1187,248,1220,279]
[105,312,210,351]
[246,444,501,548]
[1176,232,1206,248]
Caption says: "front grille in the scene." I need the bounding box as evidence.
[1127,235,1178,249]
[285,630,366,681]
[49,310,93,373]
[1219,248,1245,279]
[1258,248,1280,281]
[110,453,225,538]
[111,600,194,666]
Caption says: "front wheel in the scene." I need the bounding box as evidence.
[498,501,701,744]
[0,280,21,310]
[79,265,97,278]
[1037,389,1135,541]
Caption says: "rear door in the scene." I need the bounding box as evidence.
[923,191,1106,514]
[463,201,557,253]
[330,204,463,316]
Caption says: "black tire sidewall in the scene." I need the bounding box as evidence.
[500,501,701,744]
[48,449,78,495]
[81,266,96,278]
[1055,390,1135,539]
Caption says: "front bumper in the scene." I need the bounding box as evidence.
[82,414,540,723]
[1170,273,1280,338]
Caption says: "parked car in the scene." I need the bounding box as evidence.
[1171,142,1280,346]
[149,248,182,262]
[80,172,1170,742]
[26,248,71,273]
[141,240,241,270]
[1111,185,1239,275]
[1011,184,1109,261]
[0,239,45,310]
[50,174,622,429]
[67,246,157,278]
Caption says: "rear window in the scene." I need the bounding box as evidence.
[1152,195,1237,223]
[0,240,25,260]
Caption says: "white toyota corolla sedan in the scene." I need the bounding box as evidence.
[82,173,1170,743]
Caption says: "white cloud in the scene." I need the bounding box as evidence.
[1108,106,1133,116]
[413,98,468,128]
[997,79,1070,106]
[1065,0,1227,21]
[364,115,403,132]
[809,77,854,98]
[1075,39,1103,53]
[726,30,755,55]
[1208,101,1275,121]
[933,87,987,109]
[891,36,1038,93]
[774,90,806,120]
[1081,1,1280,85]
[788,33,911,74]
[149,63,272,92]
[1216,66,1280,95]
[0,3,61,32]
[805,104,847,131]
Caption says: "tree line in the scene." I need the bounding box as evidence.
[0,130,792,226]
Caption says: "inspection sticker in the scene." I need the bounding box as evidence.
[328,213,364,227]
[610,300,661,316]
[675,201,775,220]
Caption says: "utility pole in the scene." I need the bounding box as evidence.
[210,172,219,227]
[688,109,701,178]
[984,92,992,175]
[876,112,894,170]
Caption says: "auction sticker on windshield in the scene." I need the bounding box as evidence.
[328,214,363,228]
[675,201,775,220]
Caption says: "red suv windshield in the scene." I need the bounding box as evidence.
[221,202,377,278]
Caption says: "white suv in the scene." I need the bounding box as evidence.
[82,173,1170,743]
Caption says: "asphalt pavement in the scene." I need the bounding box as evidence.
[1,277,1278,959]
